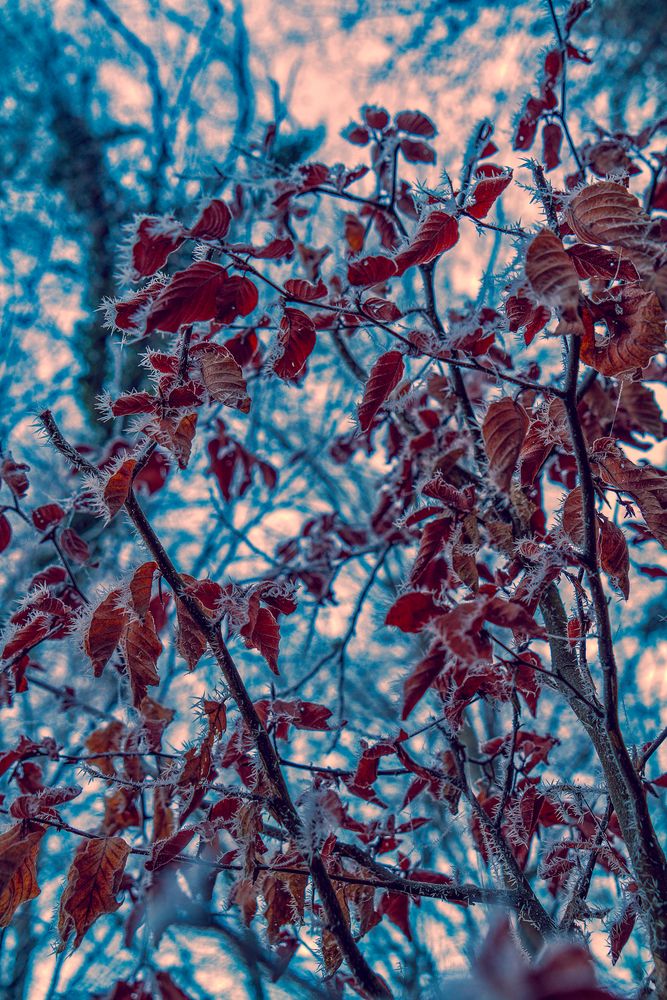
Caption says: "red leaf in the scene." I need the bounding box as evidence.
[525,230,580,323]
[347,255,398,287]
[599,518,630,600]
[395,110,437,137]
[254,698,333,733]
[145,262,230,334]
[283,278,328,302]
[160,413,198,470]
[0,822,46,927]
[514,653,542,715]
[122,613,162,706]
[436,601,493,663]
[242,606,280,674]
[505,294,550,346]
[10,784,81,819]
[112,281,164,336]
[395,212,459,273]
[272,308,316,381]
[60,528,90,564]
[31,503,66,532]
[342,123,371,146]
[129,562,159,619]
[561,487,585,547]
[482,398,529,492]
[362,105,389,129]
[358,350,405,431]
[609,900,636,964]
[215,276,258,323]
[227,238,295,260]
[565,182,647,247]
[513,113,539,152]
[566,244,639,282]
[58,837,131,948]
[421,478,474,511]
[104,459,136,519]
[2,614,52,661]
[84,591,127,675]
[402,644,447,718]
[145,827,196,872]
[378,891,412,940]
[399,138,436,164]
[344,214,365,253]
[483,596,544,637]
[1,458,30,498]
[544,49,563,82]
[385,591,439,633]
[565,0,591,33]
[0,514,11,554]
[410,516,452,585]
[109,391,157,417]
[130,218,185,279]
[361,297,403,322]
[190,199,232,240]
[582,287,665,376]
[592,441,667,548]
[638,565,667,580]
[175,598,208,672]
[542,122,563,171]
[465,168,512,220]
[194,344,251,412]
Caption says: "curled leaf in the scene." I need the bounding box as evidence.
[581,287,665,376]
[565,181,648,247]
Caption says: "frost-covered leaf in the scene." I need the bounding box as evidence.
[271,308,316,381]
[565,181,648,247]
[58,836,131,949]
[395,211,459,273]
[103,459,137,519]
[195,344,251,412]
[145,262,230,334]
[0,822,46,927]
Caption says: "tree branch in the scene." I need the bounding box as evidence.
[38,409,392,1000]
